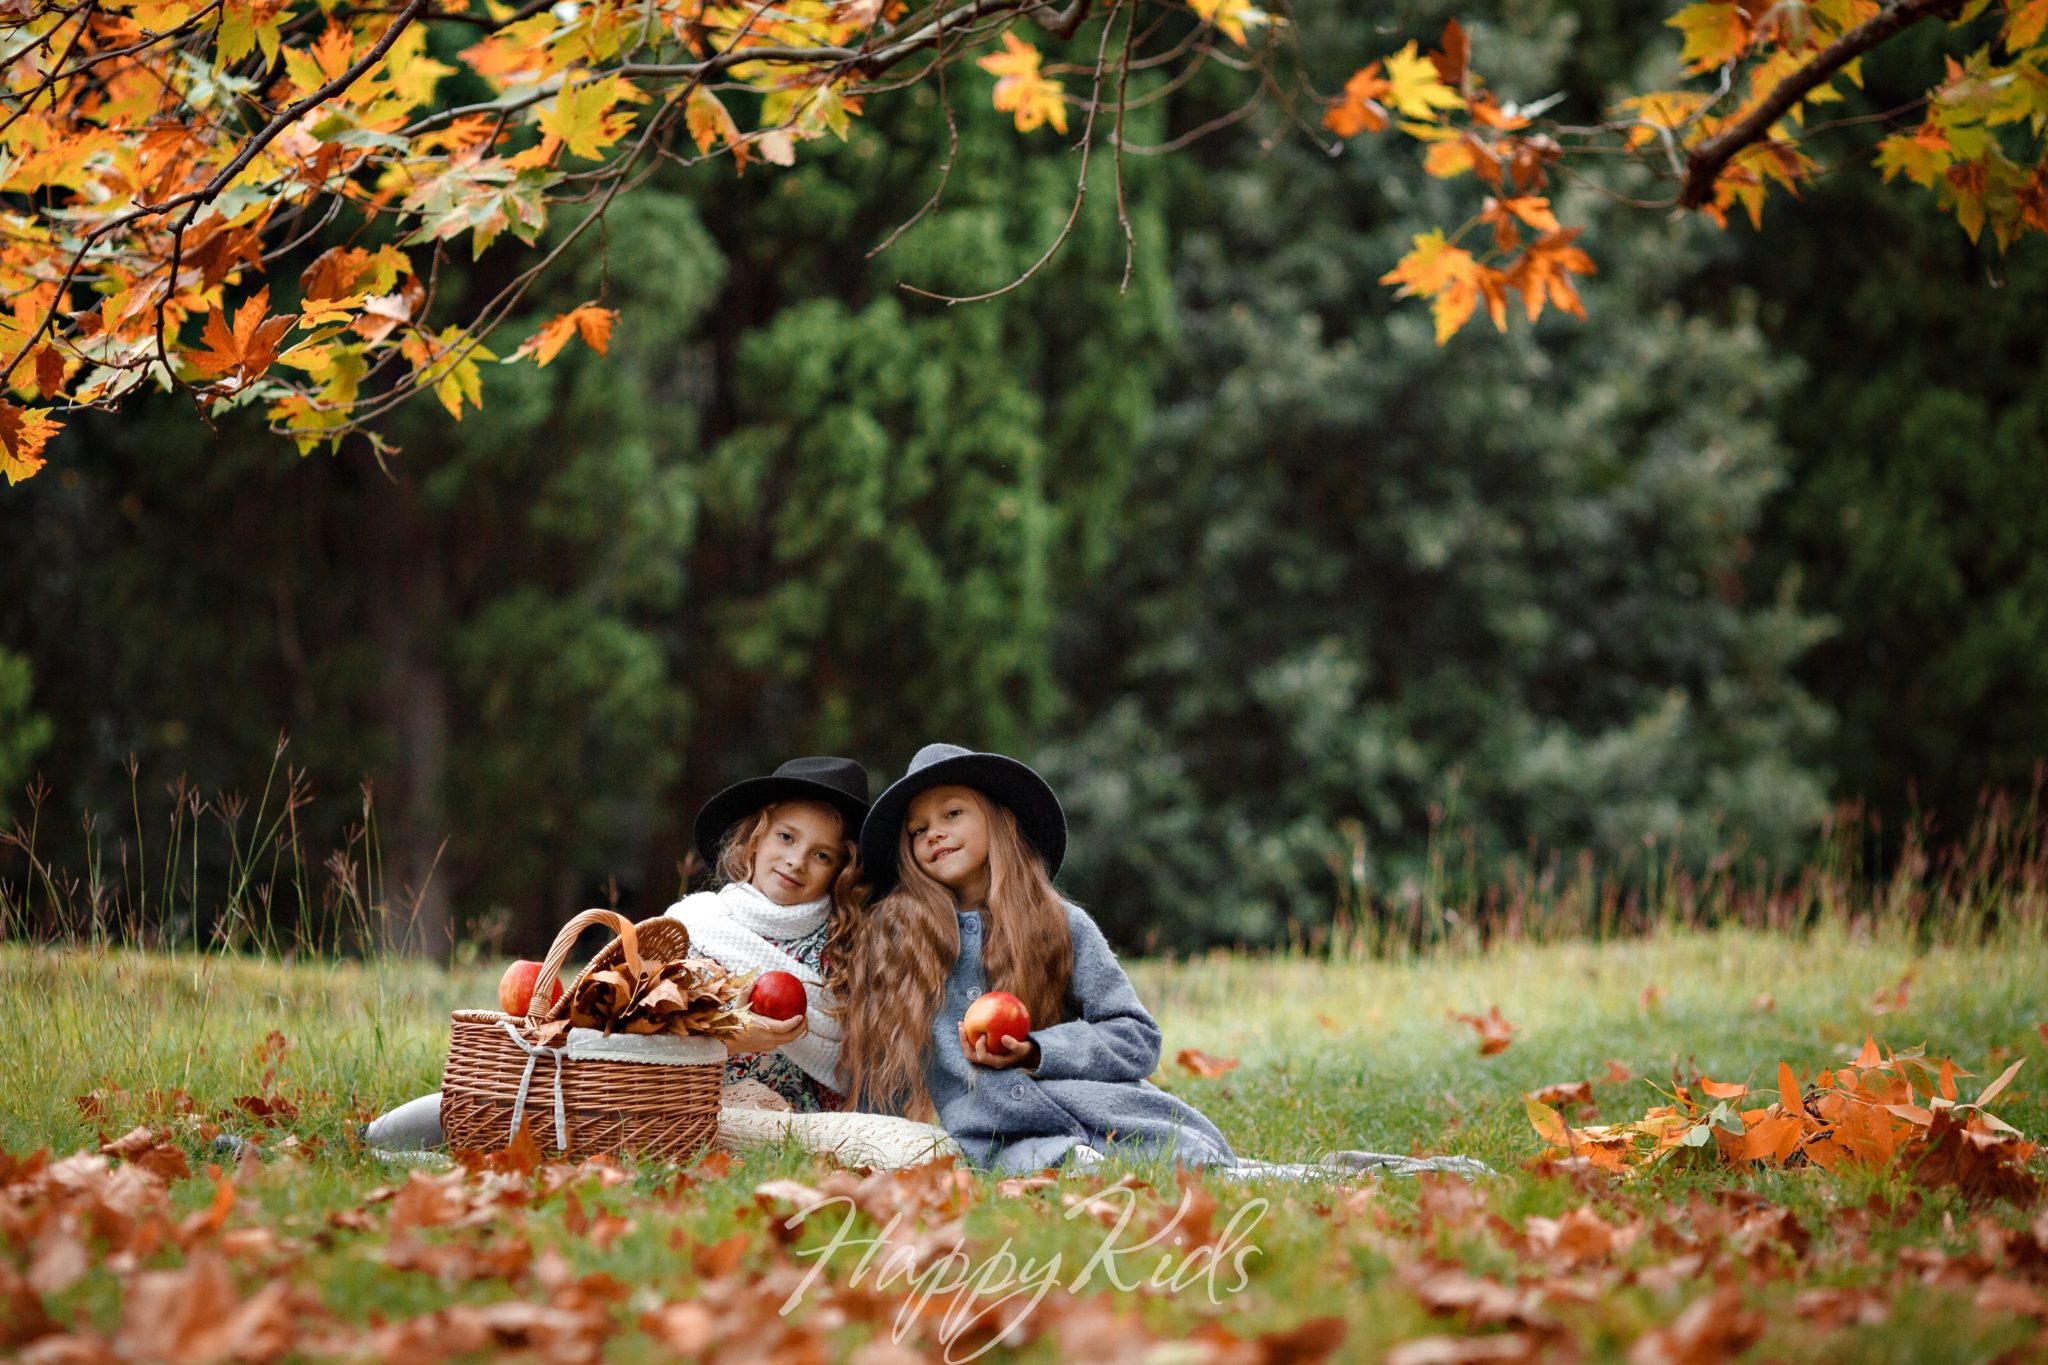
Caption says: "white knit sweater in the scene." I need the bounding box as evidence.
[664,881,843,1091]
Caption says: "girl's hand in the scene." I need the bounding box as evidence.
[960,1024,1039,1071]
[724,1012,808,1057]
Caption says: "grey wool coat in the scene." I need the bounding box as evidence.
[912,902,1237,1175]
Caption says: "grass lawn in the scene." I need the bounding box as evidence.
[4,924,2046,1362]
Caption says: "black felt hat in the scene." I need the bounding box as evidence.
[692,756,871,866]
[859,743,1067,893]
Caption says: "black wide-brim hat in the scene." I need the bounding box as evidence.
[693,756,871,866]
[859,743,1067,893]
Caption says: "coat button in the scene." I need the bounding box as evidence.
[1011,1084,1026,1100]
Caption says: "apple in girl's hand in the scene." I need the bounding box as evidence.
[962,991,1031,1051]
[749,971,808,1022]
[498,960,561,1017]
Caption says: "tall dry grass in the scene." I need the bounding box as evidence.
[6,743,2048,962]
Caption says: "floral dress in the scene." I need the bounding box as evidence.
[718,919,841,1112]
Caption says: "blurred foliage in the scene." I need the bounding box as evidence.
[0,648,50,805]
[1046,2,1831,948]
[0,2,2037,951]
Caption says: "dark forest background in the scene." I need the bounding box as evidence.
[3,1,2043,956]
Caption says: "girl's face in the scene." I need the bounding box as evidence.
[747,801,847,905]
[906,785,991,906]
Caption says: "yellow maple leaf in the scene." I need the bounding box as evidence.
[977,31,1068,134]
[1188,0,1272,48]
[216,0,292,67]
[1379,229,1492,343]
[0,401,62,484]
[1615,90,1711,148]
[403,326,497,420]
[1382,42,1464,121]
[1875,124,1954,187]
[2008,0,2048,48]
[538,75,639,161]
[1669,1,1751,75]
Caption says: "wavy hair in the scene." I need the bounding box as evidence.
[713,800,865,1019]
[839,788,1072,1117]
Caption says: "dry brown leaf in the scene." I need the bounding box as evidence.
[1625,1285,1763,1365]
[1790,1284,1888,1327]
[1867,969,1915,1015]
[1385,1334,1546,1365]
[1525,1081,1595,1117]
[99,1126,190,1183]
[1176,1047,1241,1078]
[1401,1260,1558,1330]
[1448,1005,1516,1056]
[1523,1206,1626,1266]
[111,1250,297,1364]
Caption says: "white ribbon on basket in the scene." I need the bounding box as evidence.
[498,1024,729,1153]
[498,1021,571,1151]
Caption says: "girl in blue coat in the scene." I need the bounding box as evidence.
[838,743,1237,1174]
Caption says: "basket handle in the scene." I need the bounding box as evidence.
[528,908,641,1026]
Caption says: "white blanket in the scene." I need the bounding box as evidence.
[666,882,843,1092]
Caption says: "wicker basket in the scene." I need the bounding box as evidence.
[440,908,725,1162]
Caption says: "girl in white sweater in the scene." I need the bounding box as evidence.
[364,756,959,1169]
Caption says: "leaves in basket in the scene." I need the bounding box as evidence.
[564,953,747,1039]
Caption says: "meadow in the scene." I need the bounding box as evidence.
[4,915,2045,1363]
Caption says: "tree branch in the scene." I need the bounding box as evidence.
[1677,0,1964,209]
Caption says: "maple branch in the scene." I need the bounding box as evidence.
[0,0,425,390]
[1676,0,1966,209]
[868,48,960,258]
[901,0,1125,305]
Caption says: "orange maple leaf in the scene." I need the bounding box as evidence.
[1503,229,1597,323]
[1381,230,1508,343]
[977,32,1067,135]
[1480,194,1560,252]
[1447,1004,1516,1056]
[519,304,618,367]
[191,287,296,384]
[1324,64,1391,138]
[32,344,65,399]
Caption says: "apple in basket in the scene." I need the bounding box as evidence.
[497,959,562,1017]
[748,970,808,1022]
[962,991,1031,1051]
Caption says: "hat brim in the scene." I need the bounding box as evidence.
[693,778,870,867]
[858,753,1067,894]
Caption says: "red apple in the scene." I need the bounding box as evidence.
[962,990,1031,1052]
[749,970,808,1022]
[498,959,561,1017]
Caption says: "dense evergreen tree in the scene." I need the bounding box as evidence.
[1047,4,1832,947]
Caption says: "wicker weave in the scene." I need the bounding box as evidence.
[439,909,722,1161]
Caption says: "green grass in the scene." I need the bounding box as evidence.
[6,925,2047,1362]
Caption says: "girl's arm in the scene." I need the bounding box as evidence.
[1024,906,1163,1084]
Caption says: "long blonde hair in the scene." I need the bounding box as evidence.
[713,800,865,1020]
[839,789,1072,1117]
